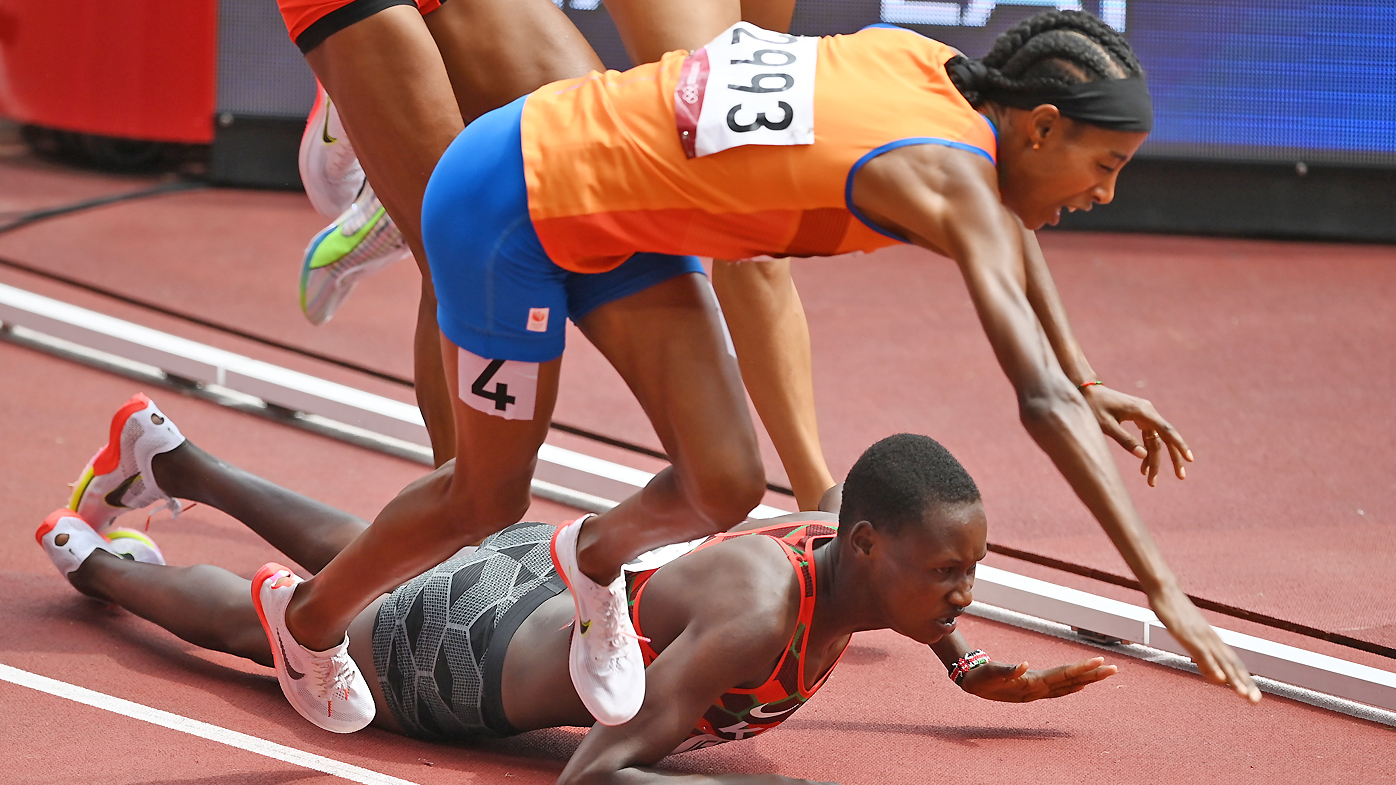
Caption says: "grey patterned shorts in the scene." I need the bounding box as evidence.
[372,521,565,740]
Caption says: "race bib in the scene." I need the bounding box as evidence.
[457,348,538,421]
[674,22,818,159]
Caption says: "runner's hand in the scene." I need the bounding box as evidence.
[1149,586,1262,703]
[957,657,1117,702]
[1080,384,1193,486]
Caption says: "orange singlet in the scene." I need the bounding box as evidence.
[520,26,998,274]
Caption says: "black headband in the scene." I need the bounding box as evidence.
[987,76,1154,133]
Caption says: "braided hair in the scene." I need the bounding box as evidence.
[947,10,1144,109]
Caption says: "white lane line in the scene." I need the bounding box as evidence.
[0,663,420,785]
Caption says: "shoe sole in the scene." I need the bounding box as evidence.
[68,394,152,517]
[250,562,293,682]
[250,563,314,724]
[299,224,337,322]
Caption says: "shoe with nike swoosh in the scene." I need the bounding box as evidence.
[299,83,366,218]
[550,517,646,726]
[69,393,185,535]
[251,563,375,733]
[300,182,412,326]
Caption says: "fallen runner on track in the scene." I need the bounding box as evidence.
[43,396,1114,783]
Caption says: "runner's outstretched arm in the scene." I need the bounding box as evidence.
[1018,226,1195,485]
[849,143,1260,704]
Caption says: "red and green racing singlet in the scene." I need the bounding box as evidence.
[625,521,843,754]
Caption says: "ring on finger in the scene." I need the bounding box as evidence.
[1144,431,1160,441]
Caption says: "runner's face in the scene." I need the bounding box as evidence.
[999,113,1147,230]
[872,502,987,644]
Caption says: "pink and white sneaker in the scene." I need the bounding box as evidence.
[251,563,375,733]
[550,517,646,726]
[68,394,185,534]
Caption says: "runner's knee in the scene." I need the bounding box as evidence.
[443,474,533,543]
[681,448,767,528]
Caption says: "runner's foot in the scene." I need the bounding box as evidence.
[251,564,375,733]
[69,394,185,534]
[551,517,645,725]
[299,83,365,218]
[36,509,164,580]
[300,183,411,326]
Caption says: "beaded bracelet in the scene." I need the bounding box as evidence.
[1078,380,1105,391]
[948,649,991,685]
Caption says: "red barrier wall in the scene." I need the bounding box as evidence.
[0,0,217,143]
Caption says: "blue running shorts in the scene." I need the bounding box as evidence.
[422,95,705,363]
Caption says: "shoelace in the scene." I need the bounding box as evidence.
[303,646,355,702]
[589,584,649,664]
[142,499,191,532]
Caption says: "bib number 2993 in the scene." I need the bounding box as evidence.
[675,22,818,158]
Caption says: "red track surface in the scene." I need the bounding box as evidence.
[2,144,1393,782]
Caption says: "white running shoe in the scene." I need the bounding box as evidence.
[251,563,375,733]
[550,517,646,726]
[69,393,186,535]
[299,183,411,326]
[299,84,366,218]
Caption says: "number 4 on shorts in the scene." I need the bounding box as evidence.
[456,348,539,421]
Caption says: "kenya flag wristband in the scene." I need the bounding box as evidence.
[949,650,991,685]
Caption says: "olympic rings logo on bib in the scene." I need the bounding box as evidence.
[674,22,818,159]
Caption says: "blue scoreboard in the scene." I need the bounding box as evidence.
[564,0,1396,167]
